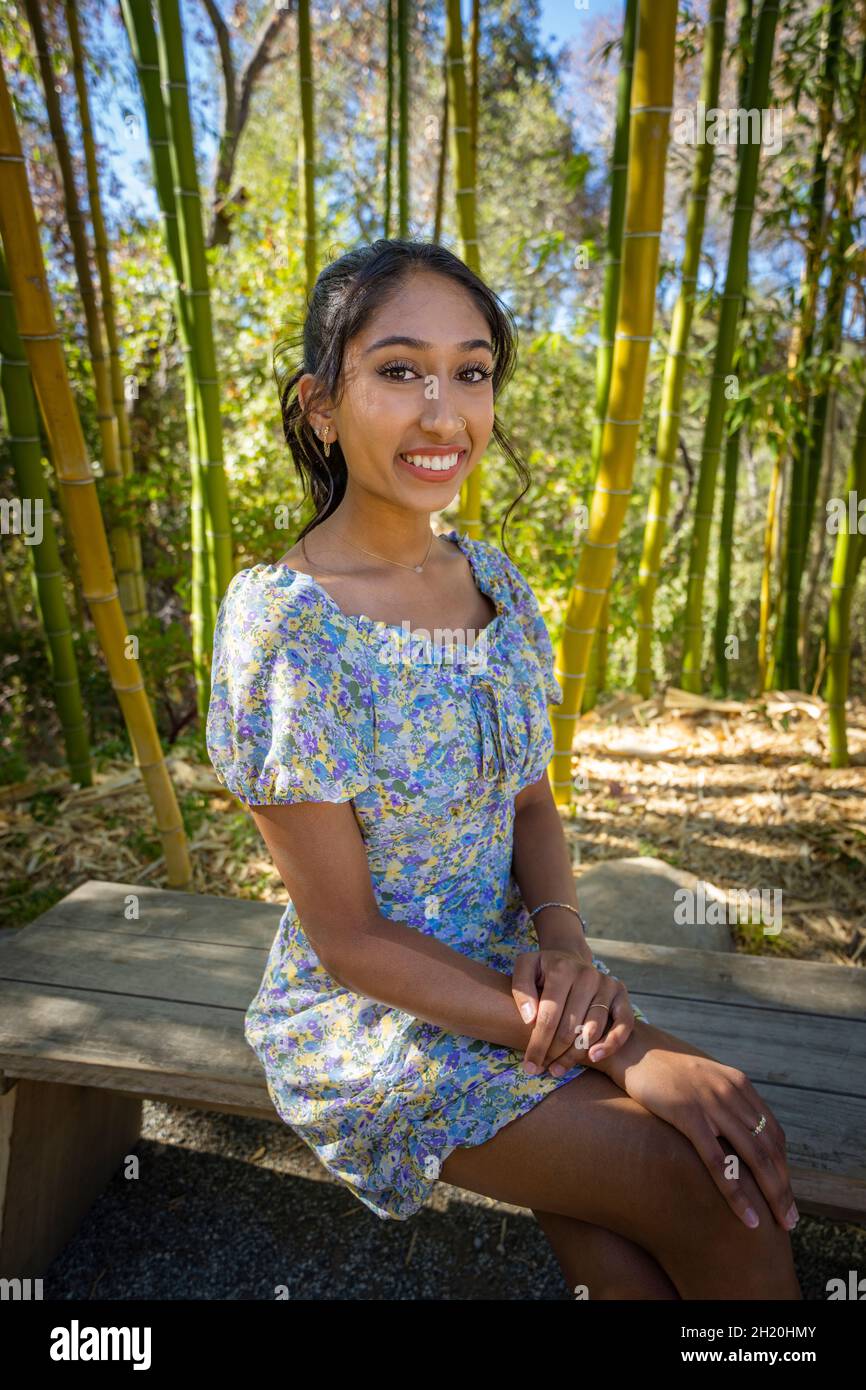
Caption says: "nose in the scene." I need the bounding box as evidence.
[418,388,467,440]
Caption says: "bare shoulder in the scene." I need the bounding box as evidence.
[273,541,313,575]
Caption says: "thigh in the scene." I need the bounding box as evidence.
[439,1067,801,1299]
[532,1208,681,1301]
[440,1068,684,1251]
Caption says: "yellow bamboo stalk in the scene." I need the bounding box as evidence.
[23,0,143,628]
[758,439,783,687]
[445,0,482,539]
[65,0,146,626]
[550,0,676,806]
[0,53,191,889]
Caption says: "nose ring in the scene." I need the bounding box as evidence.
[458,417,466,430]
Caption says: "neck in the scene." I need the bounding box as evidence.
[323,490,439,564]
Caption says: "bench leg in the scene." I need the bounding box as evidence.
[0,1078,142,1278]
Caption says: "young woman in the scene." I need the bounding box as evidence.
[206,239,802,1300]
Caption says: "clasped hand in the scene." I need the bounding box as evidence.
[511,947,635,1076]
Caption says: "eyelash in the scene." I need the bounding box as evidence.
[378,358,494,384]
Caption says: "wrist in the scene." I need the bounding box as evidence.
[531,905,593,960]
[587,1018,655,1087]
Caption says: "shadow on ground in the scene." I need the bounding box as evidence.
[43,1102,865,1301]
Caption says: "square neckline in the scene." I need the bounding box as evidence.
[252,528,505,639]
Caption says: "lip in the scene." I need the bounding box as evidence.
[397,448,466,481]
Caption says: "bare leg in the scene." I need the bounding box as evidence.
[440,1068,802,1300]
[532,1208,681,1300]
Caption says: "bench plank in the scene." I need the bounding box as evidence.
[0,880,864,1233]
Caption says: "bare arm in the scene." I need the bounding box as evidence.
[511,772,593,959]
[249,797,539,1054]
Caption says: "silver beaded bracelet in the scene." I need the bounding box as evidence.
[528,900,589,934]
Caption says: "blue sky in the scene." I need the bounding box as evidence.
[538,0,623,45]
[103,0,629,228]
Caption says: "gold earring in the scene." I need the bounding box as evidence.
[317,425,331,459]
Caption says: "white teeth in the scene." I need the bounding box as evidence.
[404,452,459,471]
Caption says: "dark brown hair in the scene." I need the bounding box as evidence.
[273,237,530,554]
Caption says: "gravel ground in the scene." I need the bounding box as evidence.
[43,1100,865,1302]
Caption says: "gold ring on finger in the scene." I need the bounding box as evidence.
[751,1113,767,1137]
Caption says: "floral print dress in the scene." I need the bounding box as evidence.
[206,528,648,1220]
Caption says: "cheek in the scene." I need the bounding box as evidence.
[351,381,404,430]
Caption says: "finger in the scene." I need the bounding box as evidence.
[522,971,573,1074]
[546,985,629,1075]
[725,1093,798,1231]
[586,991,635,1063]
[539,984,599,1072]
[511,952,541,1026]
[684,1113,775,1232]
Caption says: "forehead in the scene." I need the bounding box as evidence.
[354,270,490,347]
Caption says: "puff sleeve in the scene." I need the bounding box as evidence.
[495,549,563,707]
[205,569,374,807]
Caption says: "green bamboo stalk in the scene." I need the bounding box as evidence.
[591,0,638,481]
[711,0,753,697]
[297,0,317,296]
[680,0,780,692]
[397,0,409,235]
[774,0,845,690]
[64,0,146,629]
[635,0,726,697]
[433,48,448,243]
[23,0,140,623]
[826,392,866,765]
[384,0,394,237]
[800,27,866,640]
[0,245,92,787]
[154,0,233,616]
[121,0,213,741]
[584,0,638,713]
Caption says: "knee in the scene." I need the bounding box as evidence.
[649,1129,800,1299]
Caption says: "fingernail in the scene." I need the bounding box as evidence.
[784,1203,799,1229]
[744,1207,760,1229]
[520,1002,535,1022]
[523,1060,539,1075]
[549,1063,565,1077]
[589,1047,604,1062]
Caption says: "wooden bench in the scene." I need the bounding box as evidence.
[1,879,864,1276]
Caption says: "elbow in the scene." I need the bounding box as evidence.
[298,911,379,992]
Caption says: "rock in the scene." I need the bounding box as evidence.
[574,856,734,951]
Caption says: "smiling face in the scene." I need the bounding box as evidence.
[300,269,496,513]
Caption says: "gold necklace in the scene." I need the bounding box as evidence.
[306,527,437,574]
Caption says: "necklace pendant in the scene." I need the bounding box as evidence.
[414,564,423,573]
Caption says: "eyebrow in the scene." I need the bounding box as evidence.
[363,335,494,356]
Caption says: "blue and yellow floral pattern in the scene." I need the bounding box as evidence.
[206,529,648,1220]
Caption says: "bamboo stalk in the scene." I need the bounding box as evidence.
[154,0,234,619]
[773,0,845,690]
[397,0,409,236]
[23,0,141,625]
[297,0,317,298]
[680,0,780,692]
[0,244,92,786]
[634,0,727,698]
[445,0,482,539]
[584,0,638,714]
[384,0,394,237]
[711,0,753,698]
[549,0,677,806]
[826,392,866,765]
[0,52,192,887]
[64,0,145,627]
[120,0,211,740]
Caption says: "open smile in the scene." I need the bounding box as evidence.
[397,449,467,481]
